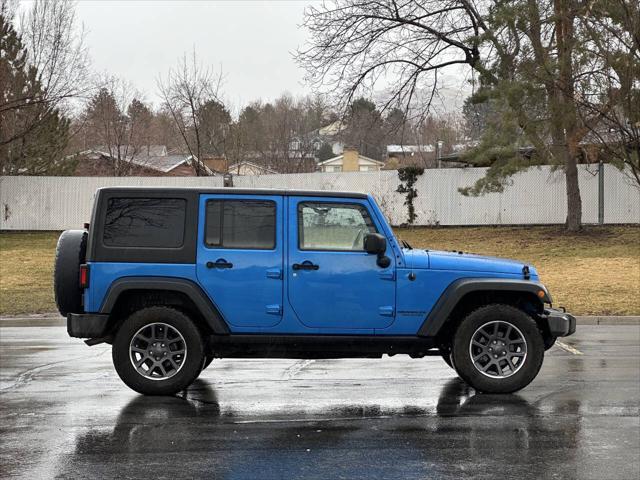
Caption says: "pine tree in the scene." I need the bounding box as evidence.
[317,142,335,161]
[0,12,71,174]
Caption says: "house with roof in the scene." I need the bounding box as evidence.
[290,120,346,161]
[317,148,384,172]
[386,144,436,167]
[70,145,213,176]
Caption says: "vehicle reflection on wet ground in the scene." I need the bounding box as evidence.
[0,324,638,479]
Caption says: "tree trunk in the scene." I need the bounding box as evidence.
[564,150,582,231]
[554,0,582,231]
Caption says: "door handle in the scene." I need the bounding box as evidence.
[292,261,319,271]
[207,259,233,269]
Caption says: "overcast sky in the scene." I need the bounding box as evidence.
[74,1,314,110]
[69,0,469,114]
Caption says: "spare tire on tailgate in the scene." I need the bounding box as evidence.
[54,230,88,316]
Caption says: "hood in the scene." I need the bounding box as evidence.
[402,248,430,269]
[428,250,537,276]
[404,249,537,277]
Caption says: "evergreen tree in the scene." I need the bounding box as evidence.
[343,97,384,159]
[317,142,335,161]
[128,98,154,152]
[0,11,71,174]
[197,99,231,156]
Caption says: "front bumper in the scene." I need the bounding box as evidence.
[67,313,110,338]
[542,308,576,337]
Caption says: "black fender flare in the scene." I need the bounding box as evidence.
[418,278,552,337]
[100,277,230,334]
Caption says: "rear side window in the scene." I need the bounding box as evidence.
[205,200,276,249]
[103,198,186,248]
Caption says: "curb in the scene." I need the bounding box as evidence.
[576,316,640,325]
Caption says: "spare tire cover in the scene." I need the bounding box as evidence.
[54,230,87,316]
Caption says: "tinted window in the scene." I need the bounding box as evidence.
[103,198,186,248]
[298,202,376,251]
[206,200,276,249]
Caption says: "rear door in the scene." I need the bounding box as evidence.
[196,194,283,328]
[287,196,396,330]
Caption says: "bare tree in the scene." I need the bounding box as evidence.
[227,94,329,173]
[157,52,225,176]
[574,0,640,186]
[81,75,144,176]
[297,0,629,231]
[19,0,90,111]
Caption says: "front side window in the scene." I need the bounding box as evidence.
[205,200,276,249]
[103,198,187,248]
[298,202,376,251]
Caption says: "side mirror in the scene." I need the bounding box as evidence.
[364,233,386,254]
[364,233,391,268]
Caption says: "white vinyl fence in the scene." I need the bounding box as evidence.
[0,164,638,230]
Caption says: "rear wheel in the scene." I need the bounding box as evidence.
[112,307,204,395]
[451,304,544,393]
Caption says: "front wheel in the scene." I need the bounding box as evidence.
[451,304,544,394]
[112,307,204,395]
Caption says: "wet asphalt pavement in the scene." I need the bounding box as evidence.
[0,323,639,479]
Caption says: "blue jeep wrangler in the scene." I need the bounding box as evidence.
[54,187,575,395]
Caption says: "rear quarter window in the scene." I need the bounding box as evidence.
[103,198,187,248]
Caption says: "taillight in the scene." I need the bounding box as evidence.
[79,264,89,288]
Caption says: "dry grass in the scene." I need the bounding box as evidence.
[0,232,59,315]
[395,225,640,315]
[0,227,638,316]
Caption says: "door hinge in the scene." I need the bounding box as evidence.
[378,306,395,317]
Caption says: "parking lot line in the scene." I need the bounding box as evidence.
[555,340,584,355]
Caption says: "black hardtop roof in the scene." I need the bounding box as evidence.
[96,186,369,199]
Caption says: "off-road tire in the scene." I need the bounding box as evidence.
[451,304,544,394]
[112,307,204,395]
[53,230,87,316]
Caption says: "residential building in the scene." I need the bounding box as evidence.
[69,146,212,176]
[202,155,229,174]
[290,120,346,161]
[386,144,437,167]
[317,148,384,173]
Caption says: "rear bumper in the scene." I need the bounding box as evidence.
[542,308,576,337]
[67,313,110,338]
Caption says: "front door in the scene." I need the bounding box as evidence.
[196,194,283,328]
[287,196,396,330]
